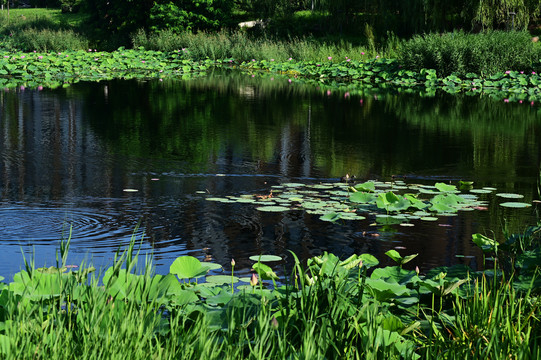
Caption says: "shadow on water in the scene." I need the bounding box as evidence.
[0,69,539,278]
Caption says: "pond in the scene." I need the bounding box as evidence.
[0,69,539,278]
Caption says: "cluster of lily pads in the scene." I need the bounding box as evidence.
[239,58,541,103]
[0,48,209,89]
[1,47,541,103]
[204,180,532,225]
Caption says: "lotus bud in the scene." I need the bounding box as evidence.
[359,260,363,269]
[250,273,258,286]
[231,259,236,267]
[415,266,420,275]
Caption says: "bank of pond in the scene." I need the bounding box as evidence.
[0,221,539,359]
[2,48,541,104]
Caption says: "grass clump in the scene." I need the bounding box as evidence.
[3,28,89,52]
[131,28,380,62]
[398,30,541,77]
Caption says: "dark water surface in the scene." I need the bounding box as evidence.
[0,70,540,278]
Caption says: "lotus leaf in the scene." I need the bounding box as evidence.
[170,256,211,279]
[252,263,279,280]
[249,255,283,262]
[500,202,531,208]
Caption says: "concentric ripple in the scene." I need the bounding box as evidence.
[0,205,138,245]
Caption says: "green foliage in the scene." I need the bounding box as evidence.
[0,224,540,358]
[399,30,541,77]
[4,28,88,52]
[149,0,233,34]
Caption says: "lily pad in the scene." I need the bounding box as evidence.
[499,202,532,208]
[496,193,524,199]
[206,275,239,284]
[282,183,305,188]
[256,205,291,212]
[420,217,439,221]
[249,255,283,262]
[320,212,342,222]
[469,189,493,194]
[206,197,228,202]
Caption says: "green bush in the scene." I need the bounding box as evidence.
[398,30,541,77]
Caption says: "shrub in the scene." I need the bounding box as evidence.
[398,30,541,77]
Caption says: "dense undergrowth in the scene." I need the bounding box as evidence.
[0,223,540,359]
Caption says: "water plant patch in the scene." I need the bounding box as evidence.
[203,180,534,225]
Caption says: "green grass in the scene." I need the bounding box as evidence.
[0,224,540,359]
[0,8,88,51]
[131,28,386,62]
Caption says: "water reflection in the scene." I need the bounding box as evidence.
[0,71,539,278]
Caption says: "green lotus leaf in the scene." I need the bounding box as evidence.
[435,182,457,192]
[170,256,211,279]
[496,193,524,199]
[252,262,279,280]
[206,275,239,284]
[469,189,493,194]
[354,181,375,192]
[320,212,341,222]
[499,202,532,208]
[249,255,283,262]
[350,192,376,203]
[256,205,290,212]
[282,183,305,187]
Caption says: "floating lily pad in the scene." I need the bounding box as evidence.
[496,193,524,199]
[237,198,256,203]
[206,197,227,202]
[249,255,283,262]
[400,223,415,227]
[195,191,207,194]
[320,212,342,222]
[282,183,305,187]
[309,184,334,189]
[420,217,439,221]
[123,188,138,192]
[339,213,366,220]
[469,189,493,194]
[483,187,498,191]
[256,205,290,212]
[500,202,532,208]
[419,188,440,194]
[206,275,239,284]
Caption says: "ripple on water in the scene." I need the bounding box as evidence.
[0,205,140,247]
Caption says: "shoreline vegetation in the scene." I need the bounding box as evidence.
[1,10,541,102]
[0,223,539,359]
[1,45,541,104]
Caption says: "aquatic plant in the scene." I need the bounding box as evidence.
[204,179,533,225]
